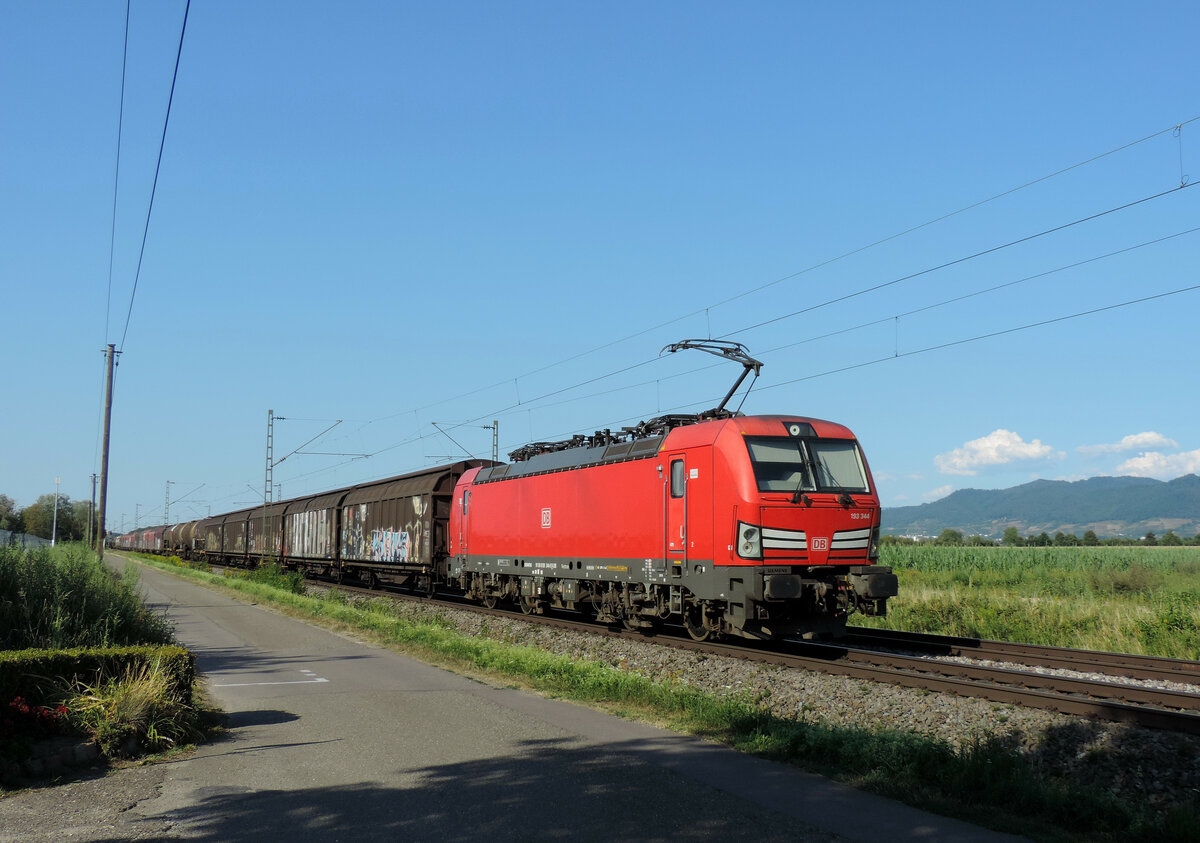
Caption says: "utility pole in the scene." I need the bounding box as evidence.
[164,480,175,526]
[135,503,141,530]
[89,473,97,548]
[51,476,60,546]
[96,344,117,559]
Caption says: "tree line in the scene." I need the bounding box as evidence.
[883,527,1200,548]
[0,493,98,543]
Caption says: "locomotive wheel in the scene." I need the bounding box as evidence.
[684,604,712,642]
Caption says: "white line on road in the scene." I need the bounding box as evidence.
[212,678,331,688]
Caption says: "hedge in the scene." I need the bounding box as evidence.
[0,645,195,706]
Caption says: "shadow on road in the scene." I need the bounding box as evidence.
[93,736,827,842]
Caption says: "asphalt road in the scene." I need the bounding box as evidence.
[3,559,1026,842]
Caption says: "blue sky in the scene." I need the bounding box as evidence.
[2,1,1198,531]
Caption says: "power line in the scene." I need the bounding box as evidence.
[117,0,191,353]
[105,0,130,346]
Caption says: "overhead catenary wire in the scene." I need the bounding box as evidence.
[273,272,1200,500]
[358,115,1200,427]
[430,180,1197,434]
[720,181,1196,339]
[759,283,1200,392]
[432,220,1200,421]
[245,119,1200,502]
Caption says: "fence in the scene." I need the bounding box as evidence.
[0,529,53,549]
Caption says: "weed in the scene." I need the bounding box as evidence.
[63,661,202,757]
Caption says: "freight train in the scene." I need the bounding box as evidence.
[113,342,897,640]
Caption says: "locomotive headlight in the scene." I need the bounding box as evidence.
[737,522,762,559]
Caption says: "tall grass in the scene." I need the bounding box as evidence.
[869,545,1200,657]
[0,544,173,650]
[64,661,202,756]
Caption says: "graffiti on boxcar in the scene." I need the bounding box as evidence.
[342,504,369,559]
[371,529,409,562]
[403,497,428,563]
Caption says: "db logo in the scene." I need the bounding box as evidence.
[541,508,552,528]
[810,537,829,551]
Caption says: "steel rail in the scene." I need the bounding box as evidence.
[844,626,1200,683]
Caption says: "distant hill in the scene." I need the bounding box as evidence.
[882,474,1200,539]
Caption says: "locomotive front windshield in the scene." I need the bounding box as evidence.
[745,437,870,494]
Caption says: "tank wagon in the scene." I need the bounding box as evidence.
[113,341,896,640]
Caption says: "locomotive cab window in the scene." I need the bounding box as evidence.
[670,459,686,498]
[745,437,869,494]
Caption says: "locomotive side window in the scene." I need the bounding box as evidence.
[745,437,869,494]
[670,459,686,498]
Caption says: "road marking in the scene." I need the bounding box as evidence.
[213,670,330,688]
[213,678,330,688]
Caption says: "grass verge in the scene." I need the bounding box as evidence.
[126,552,1196,843]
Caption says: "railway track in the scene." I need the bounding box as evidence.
[294,574,1200,735]
[147,555,1200,736]
[845,625,1200,684]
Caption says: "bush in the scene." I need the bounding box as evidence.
[0,544,173,649]
[0,645,195,709]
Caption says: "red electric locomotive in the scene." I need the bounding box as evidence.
[448,341,896,640]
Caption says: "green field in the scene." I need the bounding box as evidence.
[862,545,1200,659]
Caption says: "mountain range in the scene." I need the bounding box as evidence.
[881,474,1200,539]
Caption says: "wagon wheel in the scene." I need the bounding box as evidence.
[683,603,713,642]
[481,593,498,609]
[519,596,537,614]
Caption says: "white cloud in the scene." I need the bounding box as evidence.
[934,429,1058,476]
[1078,432,1178,456]
[923,485,953,502]
[1115,449,1200,479]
